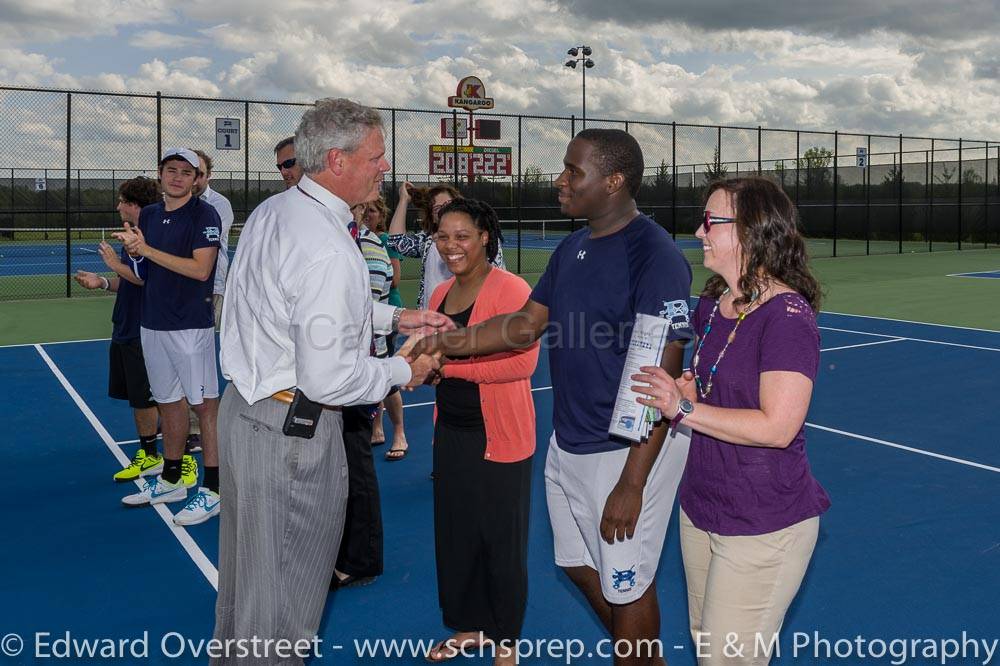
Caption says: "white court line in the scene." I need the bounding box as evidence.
[0,336,111,350]
[818,325,1000,353]
[820,338,906,353]
[471,383,999,474]
[34,344,219,590]
[116,434,163,447]
[805,422,1000,474]
[821,310,1000,334]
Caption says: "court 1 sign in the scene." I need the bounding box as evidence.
[447,76,495,111]
[429,145,512,177]
[216,118,241,151]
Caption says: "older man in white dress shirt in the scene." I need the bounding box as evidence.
[212,98,448,665]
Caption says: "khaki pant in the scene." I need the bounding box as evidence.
[680,510,819,666]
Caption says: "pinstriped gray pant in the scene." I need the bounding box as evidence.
[212,384,348,666]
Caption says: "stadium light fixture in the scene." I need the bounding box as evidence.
[564,45,594,128]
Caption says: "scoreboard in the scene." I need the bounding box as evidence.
[429,145,513,177]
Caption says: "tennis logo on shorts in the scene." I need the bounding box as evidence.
[611,566,637,592]
[204,226,221,243]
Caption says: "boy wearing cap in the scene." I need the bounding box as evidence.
[116,148,224,526]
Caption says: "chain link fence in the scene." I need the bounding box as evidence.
[2,85,998,301]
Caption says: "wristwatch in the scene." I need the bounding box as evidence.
[669,398,694,436]
[391,307,404,333]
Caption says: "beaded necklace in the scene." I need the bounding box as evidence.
[691,288,759,399]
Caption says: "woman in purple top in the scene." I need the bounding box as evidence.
[632,176,830,666]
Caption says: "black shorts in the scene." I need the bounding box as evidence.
[108,339,156,409]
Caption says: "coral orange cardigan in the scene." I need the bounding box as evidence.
[429,268,540,463]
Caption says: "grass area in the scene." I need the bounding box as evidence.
[1,247,997,346]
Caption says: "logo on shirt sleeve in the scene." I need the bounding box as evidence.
[659,299,691,331]
[203,226,221,243]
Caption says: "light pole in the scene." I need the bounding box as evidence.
[565,45,594,127]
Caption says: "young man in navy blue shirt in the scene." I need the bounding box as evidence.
[116,148,224,527]
[75,176,171,482]
[412,129,693,665]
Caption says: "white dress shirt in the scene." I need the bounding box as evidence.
[219,174,410,406]
[201,184,235,296]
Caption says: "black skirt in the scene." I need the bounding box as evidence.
[432,420,532,642]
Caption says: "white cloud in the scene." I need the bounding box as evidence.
[0,0,174,43]
[129,30,204,50]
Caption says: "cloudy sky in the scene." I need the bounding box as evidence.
[1,0,998,169]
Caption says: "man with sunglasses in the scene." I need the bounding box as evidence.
[275,136,304,190]
[411,129,694,665]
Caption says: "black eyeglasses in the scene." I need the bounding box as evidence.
[703,210,736,231]
[276,158,296,170]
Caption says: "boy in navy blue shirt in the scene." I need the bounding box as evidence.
[116,148,223,527]
[74,177,180,483]
[413,129,692,665]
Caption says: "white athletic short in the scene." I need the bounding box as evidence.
[139,326,220,405]
[544,427,691,604]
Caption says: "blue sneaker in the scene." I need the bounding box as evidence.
[122,475,187,507]
[172,488,221,526]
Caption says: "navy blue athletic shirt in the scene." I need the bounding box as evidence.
[110,245,149,343]
[137,197,221,331]
[531,214,693,454]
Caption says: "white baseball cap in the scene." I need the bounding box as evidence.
[160,147,200,169]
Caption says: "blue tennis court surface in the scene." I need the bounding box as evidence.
[1,311,998,664]
[0,239,706,276]
[948,270,1000,279]
[0,247,239,278]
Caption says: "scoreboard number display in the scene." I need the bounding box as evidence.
[429,145,513,176]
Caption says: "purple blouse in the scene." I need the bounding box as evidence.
[678,291,831,536]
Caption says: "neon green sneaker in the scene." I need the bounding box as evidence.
[181,454,199,489]
[114,449,163,482]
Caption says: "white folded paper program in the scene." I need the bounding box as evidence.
[609,313,670,443]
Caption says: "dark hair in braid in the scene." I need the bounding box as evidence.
[436,198,504,263]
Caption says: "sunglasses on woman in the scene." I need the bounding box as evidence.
[703,210,736,231]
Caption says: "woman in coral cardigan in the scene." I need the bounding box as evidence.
[424,199,539,665]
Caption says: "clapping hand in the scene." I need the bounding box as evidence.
[112,222,147,258]
[97,240,121,271]
[74,270,104,290]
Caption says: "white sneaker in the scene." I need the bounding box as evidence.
[122,475,188,507]
[172,488,221,526]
